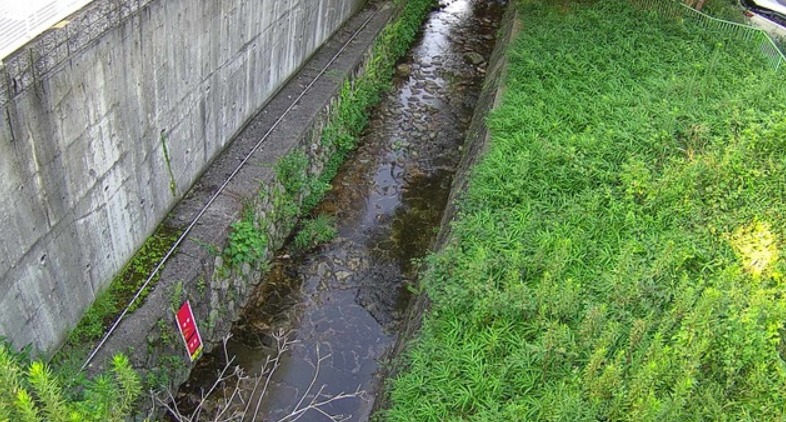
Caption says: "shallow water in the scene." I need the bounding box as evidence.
[175,1,504,420]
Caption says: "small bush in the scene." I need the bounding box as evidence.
[0,342,140,422]
[293,215,338,251]
[225,207,268,267]
[275,151,310,198]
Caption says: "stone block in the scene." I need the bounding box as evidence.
[0,76,8,108]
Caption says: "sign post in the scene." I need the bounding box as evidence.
[175,300,203,361]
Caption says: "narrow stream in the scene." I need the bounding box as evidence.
[176,1,503,420]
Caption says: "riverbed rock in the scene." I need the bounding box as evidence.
[335,270,353,282]
[464,52,485,65]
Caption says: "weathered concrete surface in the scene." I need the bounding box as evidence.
[749,13,786,37]
[0,0,365,353]
[81,3,397,414]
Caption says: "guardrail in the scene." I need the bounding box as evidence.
[632,0,785,71]
[0,0,94,62]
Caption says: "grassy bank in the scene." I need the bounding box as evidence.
[385,1,786,420]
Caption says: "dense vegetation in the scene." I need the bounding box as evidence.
[386,0,786,420]
[0,342,139,422]
[697,0,744,21]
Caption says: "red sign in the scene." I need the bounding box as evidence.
[176,300,203,361]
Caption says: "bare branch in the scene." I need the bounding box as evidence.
[160,330,364,422]
[274,343,365,422]
[249,330,297,422]
[192,335,238,421]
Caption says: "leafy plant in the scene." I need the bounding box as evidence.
[275,151,310,198]
[0,342,140,422]
[293,215,338,251]
[224,207,268,268]
[385,0,786,420]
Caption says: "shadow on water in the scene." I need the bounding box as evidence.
[175,0,504,420]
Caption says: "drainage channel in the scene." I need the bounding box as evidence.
[174,0,504,420]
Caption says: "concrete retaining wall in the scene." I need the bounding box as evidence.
[0,0,364,354]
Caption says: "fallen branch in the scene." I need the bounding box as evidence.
[157,330,366,421]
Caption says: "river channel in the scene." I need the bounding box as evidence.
[175,1,503,420]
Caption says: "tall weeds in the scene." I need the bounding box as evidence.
[0,343,140,422]
[386,1,786,420]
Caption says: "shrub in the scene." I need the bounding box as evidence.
[293,215,338,251]
[0,342,140,422]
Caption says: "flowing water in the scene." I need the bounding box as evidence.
[176,1,504,420]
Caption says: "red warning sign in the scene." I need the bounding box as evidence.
[176,300,203,361]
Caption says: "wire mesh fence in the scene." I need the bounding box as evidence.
[0,0,94,62]
[632,0,785,71]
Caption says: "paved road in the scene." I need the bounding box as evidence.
[749,12,786,37]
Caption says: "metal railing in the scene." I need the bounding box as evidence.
[632,0,785,71]
[0,0,94,62]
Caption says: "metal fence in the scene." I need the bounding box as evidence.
[0,0,94,62]
[632,0,785,71]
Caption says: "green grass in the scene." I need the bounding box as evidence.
[700,0,745,22]
[293,214,338,251]
[385,1,786,420]
[50,226,179,380]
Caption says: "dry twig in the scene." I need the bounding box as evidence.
[158,331,366,422]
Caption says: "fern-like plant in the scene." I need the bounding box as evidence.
[0,342,141,422]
